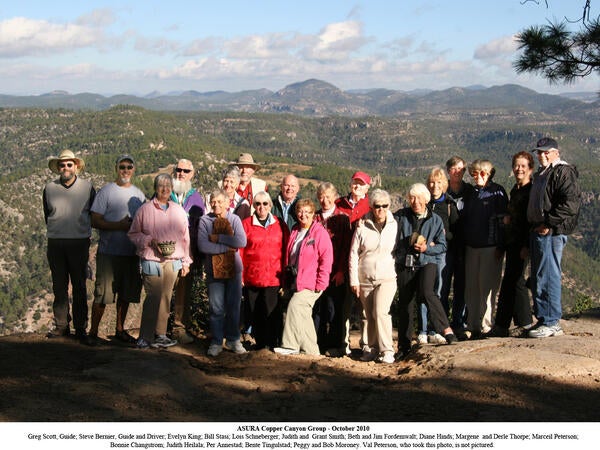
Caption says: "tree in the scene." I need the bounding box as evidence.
[514,1,600,84]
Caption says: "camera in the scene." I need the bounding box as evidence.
[405,254,416,268]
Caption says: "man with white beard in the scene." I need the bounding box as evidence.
[170,159,206,343]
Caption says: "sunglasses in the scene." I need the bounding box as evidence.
[175,168,192,174]
[254,201,270,206]
[373,204,389,209]
[119,164,134,170]
[58,162,74,168]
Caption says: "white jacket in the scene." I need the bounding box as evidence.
[349,210,398,286]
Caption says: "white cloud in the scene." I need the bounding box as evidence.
[0,17,104,58]
[474,35,518,60]
[305,20,370,61]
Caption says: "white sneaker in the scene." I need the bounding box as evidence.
[528,324,564,338]
[273,347,300,355]
[225,340,247,354]
[207,343,223,356]
[379,351,395,364]
[417,334,428,345]
[427,333,447,344]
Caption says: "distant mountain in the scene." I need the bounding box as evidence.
[0,79,592,117]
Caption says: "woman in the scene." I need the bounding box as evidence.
[395,183,457,359]
[492,152,535,337]
[349,189,398,364]
[314,182,353,356]
[221,166,251,220]
[239,191,288,349]
[274,199,333,356]
[128,174,192,349]
[462,160,508,339]
[418,168,459,344]
[198,188,247,357]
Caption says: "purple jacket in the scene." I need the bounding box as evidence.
[285,221,333,292]
[171,189,205,260]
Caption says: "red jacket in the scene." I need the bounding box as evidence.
[240,214,288,288]
[315,208,352,283]
[335,194,370,225]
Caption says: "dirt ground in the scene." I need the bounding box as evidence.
[1,309,599,423]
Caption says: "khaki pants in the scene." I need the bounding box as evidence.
[281,289,322,355]
[360,279,397,353]
[140,262,179,343]
[465,246,503,334]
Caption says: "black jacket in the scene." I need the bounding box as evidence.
[536,163,580,235]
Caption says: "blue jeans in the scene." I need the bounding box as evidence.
[530,232,567,327]
[207,273,242,345]
[419,259,445,334]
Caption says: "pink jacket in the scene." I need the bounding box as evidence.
[128,198,192,266]
[285,221,333,292]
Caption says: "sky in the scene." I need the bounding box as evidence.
[0,1,598,96]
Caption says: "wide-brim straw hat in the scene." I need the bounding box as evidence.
[48,149,85,174]
[233,153,260,170]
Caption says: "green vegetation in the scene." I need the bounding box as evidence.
[0,105,598,332]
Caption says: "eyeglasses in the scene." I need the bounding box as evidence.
[471,171,487,178]
[58,162,74,168]
[373,204,389,209]
[254,201,270,206]
[119,164,134,170]
[175,168,192,174]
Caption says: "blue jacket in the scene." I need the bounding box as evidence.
[394,207,447,269]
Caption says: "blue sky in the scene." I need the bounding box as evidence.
[0,1,597,96]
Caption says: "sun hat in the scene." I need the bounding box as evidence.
[48,149,85,174]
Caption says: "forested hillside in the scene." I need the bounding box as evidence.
[0,105,598,333]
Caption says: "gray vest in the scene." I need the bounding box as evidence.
[44,177,94,239]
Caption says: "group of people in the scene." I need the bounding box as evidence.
[43,136,581,363]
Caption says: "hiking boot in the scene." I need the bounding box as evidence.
[114,330,137,344]
[428,333,447,344]
[509,324,533,338]
[443,333,458,344]
[360,347,378,362]
[207,344,223,356]
[224,340,247,354]
[136,338,150,349]
[46,327,70,338]
[528,324,564,338]
[486,327,509,338]
[84,334,99,347]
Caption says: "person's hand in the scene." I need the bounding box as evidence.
[520,247,529,260]
[535,225,551,236]
[351,285,360,297]
[333,271,345,286]
[118,215,133,231]
[209,233,219,243]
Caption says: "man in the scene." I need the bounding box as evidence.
[43,149,96,341]
[271,174,300,231]
[443,156,474,333]
[86,155,146,346]
[335,171,371,225]
[334,171,371,352]
[170,158,206,343]
[233,153,267,210]
[527,137,580,338]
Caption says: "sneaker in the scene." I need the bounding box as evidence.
[428,333,447,344]
[136,338,150,349]
[360,347,378,362]
[443,333,457,344]
[225,340,247,354]
[207,343,223,356]
[151,335,178,348]
[417,333,428,345]
[379,351,395,364]
[528,324,564,338]
[273,347,300,355]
